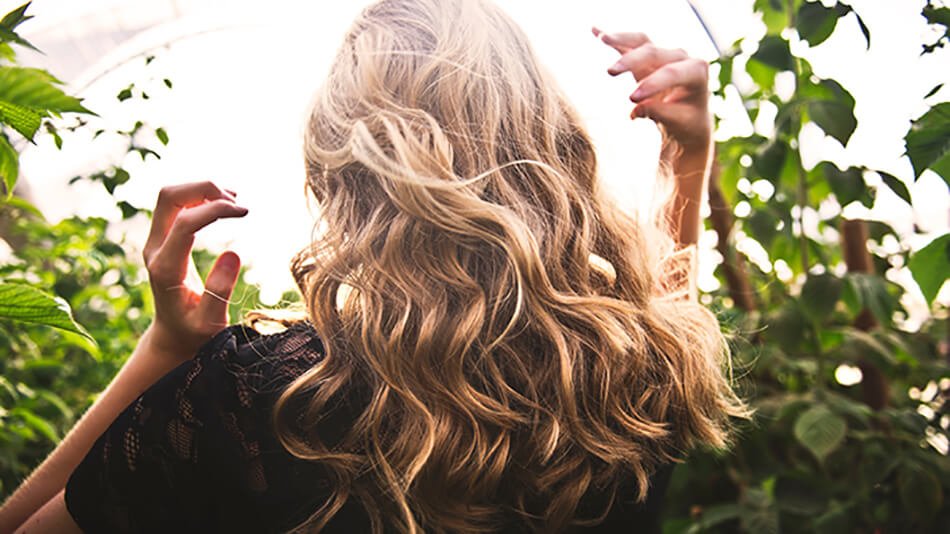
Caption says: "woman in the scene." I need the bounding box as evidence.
[1,0,746,531]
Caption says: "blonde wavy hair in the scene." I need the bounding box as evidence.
[272,0,746,531]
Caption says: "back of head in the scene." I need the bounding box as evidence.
[276,0,746,531]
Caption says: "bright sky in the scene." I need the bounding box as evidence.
[6,0,949,319]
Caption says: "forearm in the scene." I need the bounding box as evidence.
[0,325,187,531]
[666,138,713,248]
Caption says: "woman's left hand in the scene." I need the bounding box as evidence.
[593,28,712,154]
[142,181,249,361]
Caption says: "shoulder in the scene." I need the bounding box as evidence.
[64,321,329,532]
[193,321,326,399]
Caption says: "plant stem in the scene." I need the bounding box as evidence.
[787,0,811,274]
[796,154,810,274]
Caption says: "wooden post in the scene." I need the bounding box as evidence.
[707,160,757,312]
[840,218,889,410]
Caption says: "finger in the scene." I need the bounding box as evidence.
[196,251,241,329]
[631,102,692,127]
[149,200,248,286]
[630,58,708,102]
[594,30,651,54]
[144,181,236,259]
[608,44,689,78]
[163,199,248,260]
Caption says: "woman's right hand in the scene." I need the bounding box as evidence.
[593,28,712,155]
[142,181,249,361]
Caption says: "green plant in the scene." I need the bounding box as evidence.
[662,1,950,532]
[0,2,270,498]
[0,2,93,342]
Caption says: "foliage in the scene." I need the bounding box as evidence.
[0,2,91,199]
[0,3,94,355]
[0,283,93,343]
[662,1,950,532]
[0,214,151,495]
[0,2,268,498]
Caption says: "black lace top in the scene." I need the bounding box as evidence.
[65,323,672,533]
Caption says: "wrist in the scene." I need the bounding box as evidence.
[670,136,712,182]
[141,323,196,363]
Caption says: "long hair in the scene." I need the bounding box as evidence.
[273,0,746,531]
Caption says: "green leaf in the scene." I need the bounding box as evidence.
[692,504,742,531]
[813,502,854,534]
[854,11,871,49]
[746,59,777,91]
[163,78,173,89]
[117,200,139,219]
[116,86,133,102]
[774,476,826,515]
[793,404,847,462]
[925,83,944,99]
[800,272,842,322]
[923,5,950,28]
[752,36,795,71]
[823,390,872,425]
[801,78,857,146]
[0,100,41,140]
[155,127,169,145]
[9,407,60,443]
[837,328,898,370]
[877,171,912,205]
[0,134,17,198]
[904,101,950,185]
[0,42,15,61]
[0,3,38,53]
[754,0,788,35]
[897,462,943,522]
[44,121,62,148]
[133,147,160,161]
[0,25,37,52]
[739,487,779,534]
[0,67,93,114]
[766,304,807,350]
[102,167,130,194]
[0,3,34,32]
[908,233,950,307]
[818,162,871,207]
[844,273,899,326]
[2,194,42,217]
[753,140,788,184]
[748,36,794,89]
[797,1,850,47]
[747,209,780,248]
[808,100,857,146]
[0,282,95,342]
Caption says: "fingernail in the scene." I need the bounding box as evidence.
[219,252,240,273]
[235,205,249,215]
[631,87,645,101]
[608,61,624,75]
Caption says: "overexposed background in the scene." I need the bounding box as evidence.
[3,0,948,319]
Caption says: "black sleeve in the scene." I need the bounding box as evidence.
[64,325,286,533]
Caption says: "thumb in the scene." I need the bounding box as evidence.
[632,102,691,129]
[197,251,241,328]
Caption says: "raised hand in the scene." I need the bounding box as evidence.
[593,28,712,153]
[142,181,249,360]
